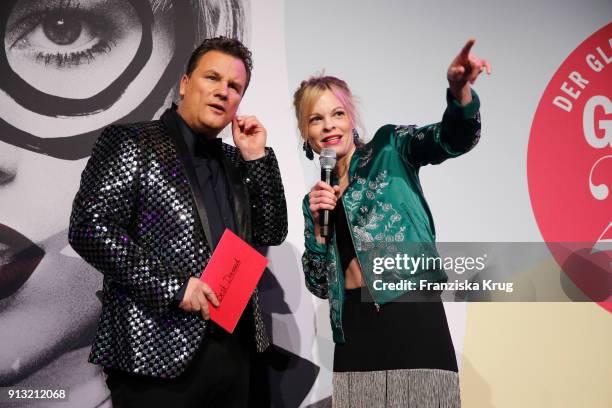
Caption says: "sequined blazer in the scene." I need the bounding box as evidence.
[69,108,287,378]
[301,90,480,344]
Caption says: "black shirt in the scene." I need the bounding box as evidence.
[172,109,237,302]
[335,197,357,273]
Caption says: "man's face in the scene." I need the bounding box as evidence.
[177,50,247,137]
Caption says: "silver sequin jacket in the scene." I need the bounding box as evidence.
[69,108,287,378]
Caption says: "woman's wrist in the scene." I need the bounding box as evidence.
[313,223,326,244]
[448,83,472,106]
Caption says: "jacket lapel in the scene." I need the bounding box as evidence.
[221,155,251,242]
[161,109,215,250]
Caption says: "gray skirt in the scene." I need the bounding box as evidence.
[332,288,461,407]
[333,368,460,408]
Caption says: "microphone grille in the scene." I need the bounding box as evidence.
[319,148,336,169]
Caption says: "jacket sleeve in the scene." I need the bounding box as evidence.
[301,197,330,299]
[68,125,183,315]
[242,147,288,246]
[391,88,481,167]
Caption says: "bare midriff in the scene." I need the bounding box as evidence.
[344,257,364,289]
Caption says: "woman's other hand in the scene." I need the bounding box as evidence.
[447,38,492,105]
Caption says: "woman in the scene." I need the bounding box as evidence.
[295,39,490,407]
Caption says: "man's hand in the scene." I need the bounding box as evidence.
[447,38,492,105]
[232,115,267,161]
[178,277,220,320]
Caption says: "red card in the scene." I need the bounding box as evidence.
[200,229,268,333]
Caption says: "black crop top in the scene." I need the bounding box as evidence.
[334,198,357,272]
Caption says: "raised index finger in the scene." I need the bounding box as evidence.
[459,38,476,59]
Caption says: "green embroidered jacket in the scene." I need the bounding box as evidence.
[301,89,481,344]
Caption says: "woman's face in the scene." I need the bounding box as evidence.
[305,89,354,160]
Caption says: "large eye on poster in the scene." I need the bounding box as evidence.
[0,0,195,160]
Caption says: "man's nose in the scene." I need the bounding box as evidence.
[214,83,229,100]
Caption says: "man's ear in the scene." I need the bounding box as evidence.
[178,74,189,99]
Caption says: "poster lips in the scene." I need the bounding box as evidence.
[0,223,44,300]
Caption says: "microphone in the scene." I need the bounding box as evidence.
[319,148,337,238]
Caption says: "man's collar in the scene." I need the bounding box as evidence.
[194,137,222,158]
[170,104,222,158]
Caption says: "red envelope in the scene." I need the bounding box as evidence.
[200,229,268,333]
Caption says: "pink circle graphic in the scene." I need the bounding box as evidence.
[528,23,612,311]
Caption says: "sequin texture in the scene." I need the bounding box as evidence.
[69,118,287,378]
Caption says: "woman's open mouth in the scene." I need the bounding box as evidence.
[321,135,342,145]
[0,224,44,300]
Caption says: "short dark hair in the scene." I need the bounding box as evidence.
[185,36,253,90]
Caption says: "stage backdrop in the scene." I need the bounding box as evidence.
[1,1,610,407]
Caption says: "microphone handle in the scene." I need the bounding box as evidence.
[320,168,333,238]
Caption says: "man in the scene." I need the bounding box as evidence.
[0,3,248,406]
[69,37,287,407]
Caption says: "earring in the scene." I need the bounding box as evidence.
[302,141,314,160]
[352,128,360,144]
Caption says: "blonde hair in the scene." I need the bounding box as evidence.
[293,75,363,143]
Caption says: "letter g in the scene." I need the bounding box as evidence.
[583,95,612,149]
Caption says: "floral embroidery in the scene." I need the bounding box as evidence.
[357,145,374,169]
[301,252,331,298]
[302,205,333,298]
[368,171,389,192]
[304,226,313,241]
[346,170,407,251]
[394,124,417,140]
[329,298,343,338]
